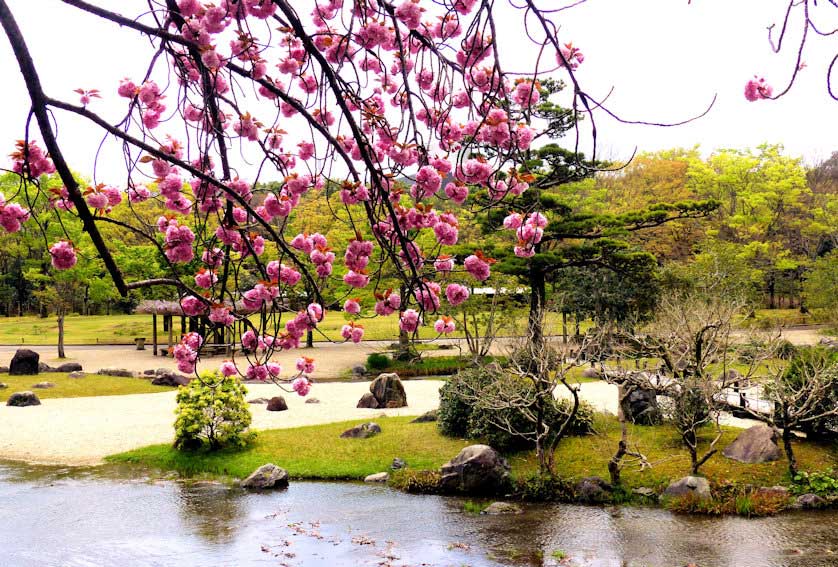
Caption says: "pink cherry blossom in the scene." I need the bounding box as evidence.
[49,240,77,270]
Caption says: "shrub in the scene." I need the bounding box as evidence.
[775,339,798,360]
[389,469,441,494]
[792,469,838,496]
[174,372,254,451]
[438,367,595,452]
[366,352,391,371]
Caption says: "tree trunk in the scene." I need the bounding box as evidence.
[528,265,546,349]
[562,311,568,344]
[306,328,314,348]
[782,426,798,477]
[608,386,628,486]
[57,310,65,359]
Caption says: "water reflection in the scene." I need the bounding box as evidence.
[3,460,838,566]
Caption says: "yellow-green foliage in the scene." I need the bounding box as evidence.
[173,372,253,451]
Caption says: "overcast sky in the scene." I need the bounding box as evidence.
[0,0,835,183]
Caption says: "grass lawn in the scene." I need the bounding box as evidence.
[108,413,838,491]
[0,372,176,401]
[109,416,470,480]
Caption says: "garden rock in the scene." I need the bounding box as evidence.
[632,487,657,499]
[38,362,56,373]
[98,368,134,378]
[364,472,389,483]
[6,391,40,407]
[795,493,825,509]
[143,369,156,376]
[722,424,781,464]
[305,397,320,404]
[756,486,789,498]
[151,372,190,387]
[351,365,367,376]
[0,383,7,389]
[410,410,438,423]
[0,366,8,373]
[340,422,381,439]
[370,373,407,408]
[481,502,523,515]
[55,363,82,373]
[9,349,39,376]
[663,476,711,500]
[31,382,55,389]
[621,387,662,425]
[248,397,270,404]
[574,476,612,503]
[391,458,407,470]
[266,396,288,411]
[581,366,600,379]
[240,464,289,490]
[68,371,86,379]
[439,444,511,495]
[356,392,380,409]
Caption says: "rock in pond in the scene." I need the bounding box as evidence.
[439,445,511,495]
[356,392,379,409]
[267,396,288,411]
[9,349,39,376]
[340,422,381,439]
[364,472,389,483]
[370,373,407,408]
[410,410,438,423]
[722,424,781,464]
[6,391,41,407]
[795,493,825,509]
[31,382,55,389]
[574,476,612,503]
[481,502,523,515]
[663,476,711,500]
[240,464,289,490]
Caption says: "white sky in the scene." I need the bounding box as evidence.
[0,0,836,183]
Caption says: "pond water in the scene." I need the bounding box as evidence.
[2,461,838,567]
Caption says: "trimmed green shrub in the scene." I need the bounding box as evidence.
[366,352,391,371]
[174,372,254,451]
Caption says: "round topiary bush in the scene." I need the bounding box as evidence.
[366,352,391,371]
[174,371,254,451]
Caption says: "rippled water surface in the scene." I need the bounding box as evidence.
[2,461,838,566]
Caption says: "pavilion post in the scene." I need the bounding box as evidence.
[152,312,158,356]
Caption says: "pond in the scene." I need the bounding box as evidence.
[2,461,838,566]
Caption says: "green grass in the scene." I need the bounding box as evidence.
[108,416,472,480]
[508,414,838,490]
[108,412,838,492]
[0,372,175,401]
[369,355,505,377]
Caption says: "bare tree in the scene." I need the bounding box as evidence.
[742,347,838,477]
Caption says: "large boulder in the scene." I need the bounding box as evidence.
[369,373,407,408]
[6,391,41,407]
[240,464,289,490]
[151,372,190,387]
[9,349,39,376]
[340,422,381,439]
[621,387,662,425]
[663,476,711,500]
[267,396,288,411]
[439,444,511,495]
[574,476,612,504]
[722,424,781,464]
[55,362,83,373]
[356,392,379,409]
